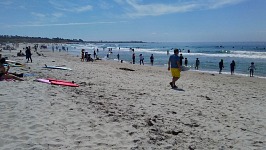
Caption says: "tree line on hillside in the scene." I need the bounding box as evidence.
[0,35,144,43]
[0,35,83,43]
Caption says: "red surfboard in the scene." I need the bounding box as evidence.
[50,80,79,87]
[47,78,79,87]
[47,78,74,84]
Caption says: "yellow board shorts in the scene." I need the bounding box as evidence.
[171,68,180,78]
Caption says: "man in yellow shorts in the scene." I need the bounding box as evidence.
[168,49,181,88]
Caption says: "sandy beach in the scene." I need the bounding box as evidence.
[0,45,265,150]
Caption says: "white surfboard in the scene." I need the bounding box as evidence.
[43,66,72,70]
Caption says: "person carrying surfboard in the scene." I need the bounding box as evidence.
[168,49,181,89]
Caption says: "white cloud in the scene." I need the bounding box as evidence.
[75,5,93,12]
[98,1,113,10]
[207,0,246,9]
[49,0,93,13]
[31,12,46,18]
[30,12,64,25]
[7,21,127,27]
[52,12,64,18]
[119,0,246,17]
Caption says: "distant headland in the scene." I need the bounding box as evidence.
[0,35,145,43]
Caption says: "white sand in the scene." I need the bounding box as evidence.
[0,44,265,150]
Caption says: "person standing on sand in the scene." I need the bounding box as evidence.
[93,50,96,58]
[139,54,144,65]
[248,62,256,77]
[179,54,184,66]
[195,58,200,70]
[230,60,236,75]
[168,49,181,88]
[184,58,188,66]
[219,59,224,74]
[81,49,85,62]
[117,53,120,60]
[150,54,154,66]
[132,53,135,64]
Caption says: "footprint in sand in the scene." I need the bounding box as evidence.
[114,131,122,138]
[29,124,44,129]
[76,135,91,141]
[95,134,105,139]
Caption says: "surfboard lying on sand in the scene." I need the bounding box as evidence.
[4,60,23,66]
[47,78,74,84]
[48,78,78,87]
[181,66,190,71]
[6,60,17,63]
[36,78,79,87]
[50,80,79,87]
[43,65,72,70]
[36,79,51,84]
[4,63,23,67]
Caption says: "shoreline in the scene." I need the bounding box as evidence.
[0,44,265,149]
[61,42,266,78]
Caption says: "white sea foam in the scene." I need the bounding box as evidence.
[179,52,266,59]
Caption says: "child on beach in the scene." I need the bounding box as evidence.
[248,62,256,77]
[81,49,85,61]
[184,58,188,66]
[0,58,23,81]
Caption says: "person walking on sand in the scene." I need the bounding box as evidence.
[230,60,236,75]
[219,59,224,74]
[168,49,181,89]
[195,58,200,70]
[150,54,154,66]
[25,46,32,63]
[139,54,144,65]
[248,62,256,77]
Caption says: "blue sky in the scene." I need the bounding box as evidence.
[0,0,266,42]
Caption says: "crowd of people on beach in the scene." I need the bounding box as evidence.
[0,43,259,83]
[77,45,258,89]
[80,46,258,79]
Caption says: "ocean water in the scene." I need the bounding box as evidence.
[53,42,266,78]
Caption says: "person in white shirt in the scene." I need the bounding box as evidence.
[248,62,256,77]
[139,54,144,65]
